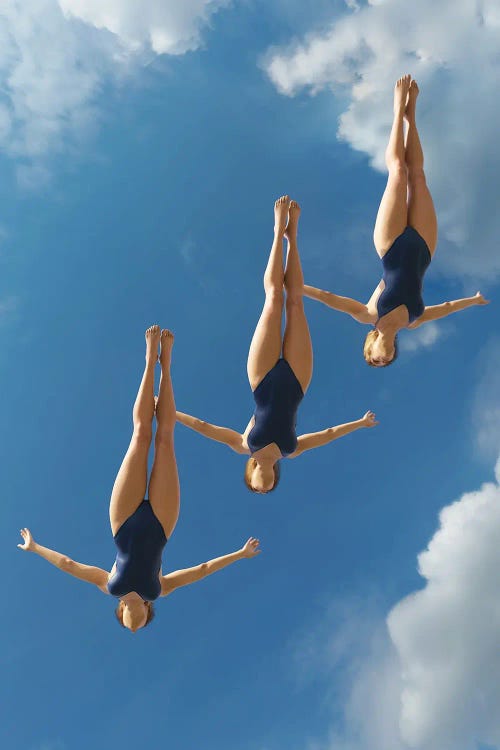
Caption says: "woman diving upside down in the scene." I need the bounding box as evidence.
[18,327,260,632]
[177,196,378,494]
[304,76,489,367]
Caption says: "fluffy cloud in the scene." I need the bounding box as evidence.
[58,0,231,55]
[295,457,500,750]
[264,0,500,281]
[388,458,500,749]
[0,0,229,184]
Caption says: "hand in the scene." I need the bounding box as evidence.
[474,291,490,305]
[17,528,35,551]
[241,537,261,558]
[361,411,378,428]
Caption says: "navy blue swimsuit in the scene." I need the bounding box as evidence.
[377,226,431,324]
[107,500,167,601]
[247,359,304,457]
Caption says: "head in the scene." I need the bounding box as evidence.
[115,599,155,632]
[363,328,399,367]
[244,457,281,494]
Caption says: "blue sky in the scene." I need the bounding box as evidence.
[1,2,499,750]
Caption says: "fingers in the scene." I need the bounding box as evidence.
[363,411,378,426]
[244,537,261,556]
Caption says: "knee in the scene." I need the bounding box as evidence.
[286,292,304,310]
[133,425,153,446]
[264,286,284,307]
[155,428,175,448]
[386,159,407,178]
[408,167,426,185]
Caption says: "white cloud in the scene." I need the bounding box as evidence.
[264,0,500,281]
[292,458,500,750]
[399,321,442,353]
[59,0,231,55]
[0,0,230,185]
[472,338,500,462]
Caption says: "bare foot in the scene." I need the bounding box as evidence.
[285,200,301,241]
[404,79,419,122]
[159,329,174,367]
[145,325,161,362]
[274,195,290,236]
[394,74,412,116]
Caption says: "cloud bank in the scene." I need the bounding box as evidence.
[0,0,230,184]
[264,0,500,281]
[59,0,231,55]
[296,457,500,750]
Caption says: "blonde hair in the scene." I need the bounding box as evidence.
[363,329,398,367]
[115,600,155,629]
[244,457,281,494]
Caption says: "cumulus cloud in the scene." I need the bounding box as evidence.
[59,0,230,55]
[388,459,500,749]
[294,458,500,750]
[0,0,230,184]
[264,0,500,281]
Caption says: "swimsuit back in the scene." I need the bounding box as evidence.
[107,500,167,601]
[247,359,304,457]
[377,226,431,324]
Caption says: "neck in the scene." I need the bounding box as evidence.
[255,455,275,468]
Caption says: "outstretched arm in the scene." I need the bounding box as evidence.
[410,292,490,329]
[160,538,261,596]
[17,528,109,590]
[176,410,245,453]
[303,285,371,323]
[290,411,378,457]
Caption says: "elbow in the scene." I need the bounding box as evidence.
[60,557,72,570]
[199,562,209,577]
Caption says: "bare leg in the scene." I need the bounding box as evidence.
[282,201,313,393]
[109,326,160,537]
[373,75,411,257]
[405,80,438,254]
[247,195,289,391]
[148,330,180,539]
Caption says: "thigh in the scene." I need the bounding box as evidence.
[148,436,180,539]
[408,173,438,255]
[373,168,409,257]
[282,299,313,393]
[109,434,150,536]
[247,293,283,391]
